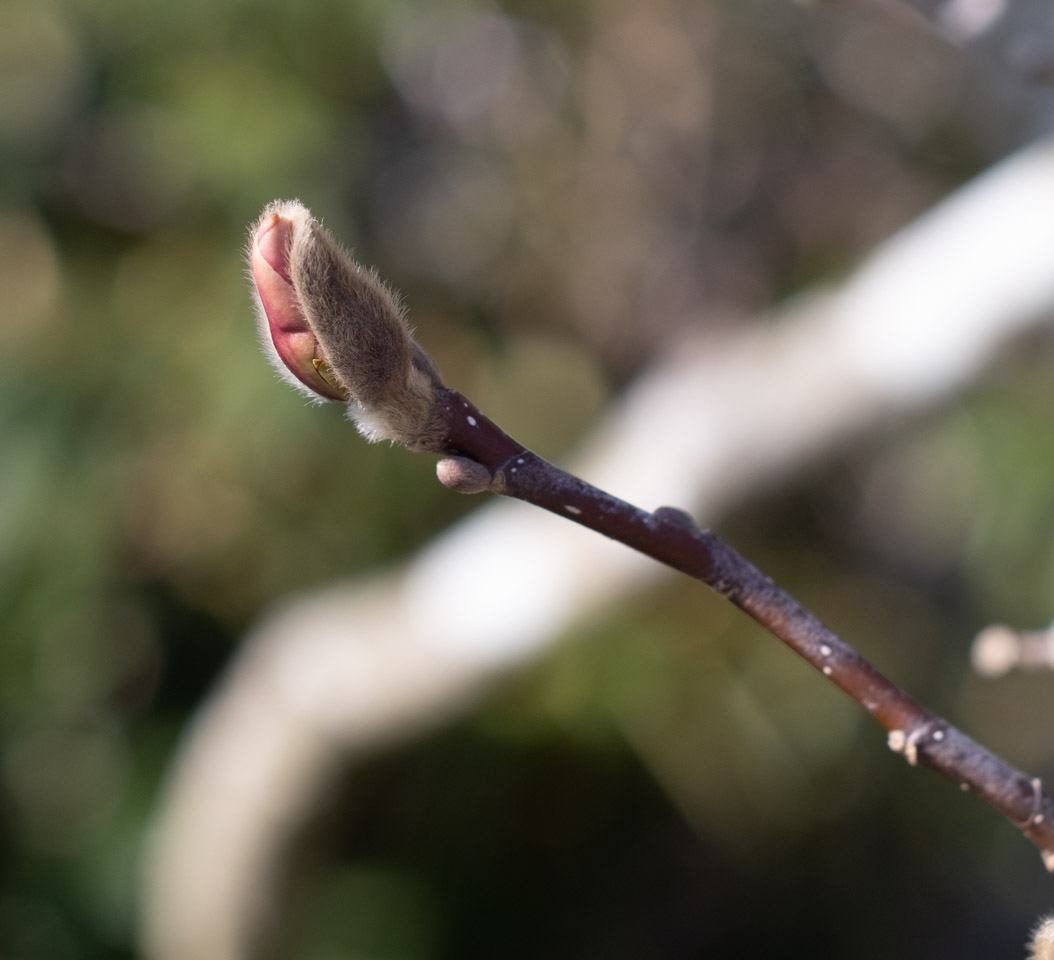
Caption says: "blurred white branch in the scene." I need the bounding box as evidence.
[142,137,1054,960]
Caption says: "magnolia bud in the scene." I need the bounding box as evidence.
[436,456,494,494]
[248,200,447,449]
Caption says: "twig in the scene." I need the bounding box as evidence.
[247,196,1054,875]
[434,388,1054,870]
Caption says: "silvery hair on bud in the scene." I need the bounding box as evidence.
[273,200,447,450]
[1031,916,1054,960]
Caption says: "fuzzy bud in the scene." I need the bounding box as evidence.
[436,456,494,494]
[249,200,447,449]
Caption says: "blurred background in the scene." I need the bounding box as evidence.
[3,0,1054,957]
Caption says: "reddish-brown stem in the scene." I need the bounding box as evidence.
[435,388,1054,869]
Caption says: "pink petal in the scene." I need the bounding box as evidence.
[251,212,347,402]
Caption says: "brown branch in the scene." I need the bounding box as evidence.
[247,196,1054,875]
[435,387,1054,870]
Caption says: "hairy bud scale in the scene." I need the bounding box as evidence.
[248,200,448,449]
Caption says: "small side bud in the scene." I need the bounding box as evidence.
[248,200,448,449]
[436,456,493,494]
[653,506,698,530]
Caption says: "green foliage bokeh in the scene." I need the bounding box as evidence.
[2,0,1054,957]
